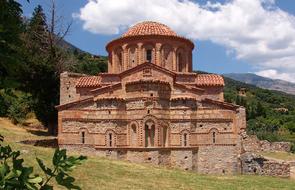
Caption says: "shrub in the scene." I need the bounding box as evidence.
[0,135,87,189]
[7,92,32,124]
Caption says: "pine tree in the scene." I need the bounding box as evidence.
[0,0,24,88]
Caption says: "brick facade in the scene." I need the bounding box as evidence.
[56,21,247,174]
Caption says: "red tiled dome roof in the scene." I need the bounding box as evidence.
[122,21,178,37]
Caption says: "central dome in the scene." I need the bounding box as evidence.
[122,21,178,37]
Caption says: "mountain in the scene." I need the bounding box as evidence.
[56,37,85,54]
[223,73,295,95]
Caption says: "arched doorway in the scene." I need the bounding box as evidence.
[145,120,155,147]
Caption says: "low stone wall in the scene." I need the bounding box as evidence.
[241,152,291,178]
[242,133,291,153]
[260,140,291,152]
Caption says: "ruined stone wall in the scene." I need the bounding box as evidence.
[242,134,291,152]
[240,152,291,178]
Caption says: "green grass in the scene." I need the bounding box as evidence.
[260,151,295,161]
[1,117,295,190]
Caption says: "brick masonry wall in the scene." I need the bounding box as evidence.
[60,72,87,105]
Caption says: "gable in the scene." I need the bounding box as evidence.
[120,63,175,84]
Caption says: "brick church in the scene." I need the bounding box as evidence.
[56,21,246,174]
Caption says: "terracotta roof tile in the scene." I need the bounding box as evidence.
[122,21,177,37]
[76,76,101,88]
[196,74,224,86]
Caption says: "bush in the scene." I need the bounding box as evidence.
[0,89,33,124]
[0,135,87,189]
[6,92,33,124]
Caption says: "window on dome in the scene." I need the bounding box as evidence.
[146,49,152,62]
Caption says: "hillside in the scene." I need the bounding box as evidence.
[0,118,295,190]
[222,75,295,149]
[224,73,295,95]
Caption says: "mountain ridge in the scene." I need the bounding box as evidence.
[223,73,295,95]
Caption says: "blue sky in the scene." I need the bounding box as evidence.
[18,0,295,80]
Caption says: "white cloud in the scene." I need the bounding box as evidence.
[255,69,295,82]
[75,0,295,82]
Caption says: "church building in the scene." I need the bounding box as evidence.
[56,21,246,174]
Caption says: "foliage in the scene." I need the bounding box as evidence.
[0,0,24,88]
[70,52,108,75]
[223,76,295,149]
[0,135,87,189]
[0,89,33,123]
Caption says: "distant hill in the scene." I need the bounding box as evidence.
[224,73,295,95]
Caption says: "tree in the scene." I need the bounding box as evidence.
[19,2,73,132]
[0,0,24,88]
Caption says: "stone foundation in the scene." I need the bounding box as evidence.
[60,145,240,174]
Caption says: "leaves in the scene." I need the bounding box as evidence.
[0,136,86,189]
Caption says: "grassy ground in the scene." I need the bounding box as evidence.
[1,118,295,190]
[260,151,295,161]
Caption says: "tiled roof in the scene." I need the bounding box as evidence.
[196,74,224,86]
[76,76,101,88]
[122,21,177,37]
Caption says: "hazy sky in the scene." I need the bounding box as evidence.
[19,0,295,81]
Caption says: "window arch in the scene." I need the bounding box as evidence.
[177,48,186,72]
[143,44,154,63]
[161,44,173,69]
[114,47,123,72]
[130,123,137,147]
[144,120,155,147]
[128,45,137,68]
[210,129,218,144]
[106,130,116,147]
[181,130,189,147]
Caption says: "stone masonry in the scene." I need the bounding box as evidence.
[56,21,247,175]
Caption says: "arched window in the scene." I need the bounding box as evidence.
[146,49,152,62]
[178,52,183,72]
[81,131,85,144]
[213,132,216,144]
[109,133,113,147]
[161,45,173,69]
[129,46,136,68]
[106,131,115,147]
[145,120,155,147]
[115,48,123,72]
[184,133,187,146]
[130,124,137,147]
[177,48,186,72]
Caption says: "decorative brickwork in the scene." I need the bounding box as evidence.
[57,21,247,175]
